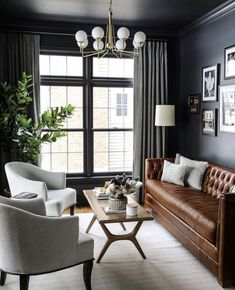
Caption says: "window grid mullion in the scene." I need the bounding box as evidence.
[40,52,133,175]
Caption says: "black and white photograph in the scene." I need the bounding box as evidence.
[220,85,235,133]
[202,65,218,102]
[225,45,235,79]
[188,94,201,114]
[202,108,217,136]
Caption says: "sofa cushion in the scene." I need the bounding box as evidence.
[145,179,218,243]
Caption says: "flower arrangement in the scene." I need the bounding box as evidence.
[104,173,143,200]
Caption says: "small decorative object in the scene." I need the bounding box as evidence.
[188,94,201,114]
[202,65,218,102]
[202,109,217,136]
[220,85,235,133]
[224,45,235,79]
[126,203,138,216]
[105,173,143,211]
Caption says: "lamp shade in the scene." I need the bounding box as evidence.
[155,105,175,127]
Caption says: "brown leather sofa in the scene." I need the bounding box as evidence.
[144,158,235,287]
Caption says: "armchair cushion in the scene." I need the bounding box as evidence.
[46,188,77,216]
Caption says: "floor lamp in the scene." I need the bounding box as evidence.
[155,105,175,158]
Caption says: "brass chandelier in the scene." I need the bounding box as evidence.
[75,0,146,58]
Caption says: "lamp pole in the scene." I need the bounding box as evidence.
[155,105,175,158]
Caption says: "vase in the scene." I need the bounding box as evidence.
[108,195,127,210]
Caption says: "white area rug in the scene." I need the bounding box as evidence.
[3,213,234,290]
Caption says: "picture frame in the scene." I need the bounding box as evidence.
[202,64,218,102]
[224,45,235,79]
[202,108,217,136]
[188,94,201,114]
[220,85,235,133]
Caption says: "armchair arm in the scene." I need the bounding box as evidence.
[30,166,66,189]
[9,175,48,200]
[0,205,79,274]
[145,158,175,180]
[217,193,235,286]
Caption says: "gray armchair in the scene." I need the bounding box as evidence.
[0,196,94,290]
[5,161,77,216]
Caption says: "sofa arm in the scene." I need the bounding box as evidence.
[217,193,235,286]
[145,158,175,180]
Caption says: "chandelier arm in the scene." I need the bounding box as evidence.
[111,50,121,58]
[80,49,107,58]
[75,0,146,58]
[113,49,141,56]
[100,50,110,58]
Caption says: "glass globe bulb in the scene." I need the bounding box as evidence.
[117,27,130,40]
[134,31,146,43]
[115,39,126,50]
[92,26,104,39]
[93,40,104,51]
[75,30,87,42]
[79,39,88,49]
[133,40,141,49]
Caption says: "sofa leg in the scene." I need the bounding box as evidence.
[0,271,7,286]
[83,260,93,290]
[20,274,30,290]
[70,205,75,216]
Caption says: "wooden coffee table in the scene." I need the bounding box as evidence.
[83,189,153,263]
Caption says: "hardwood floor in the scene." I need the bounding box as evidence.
[64,206,93,214]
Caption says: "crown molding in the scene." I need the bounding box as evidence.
[180,0,235,37]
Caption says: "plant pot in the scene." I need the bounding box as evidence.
[108,195,127,210]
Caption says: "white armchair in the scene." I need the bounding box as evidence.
[5,161,77,216]
[0,196,94,290]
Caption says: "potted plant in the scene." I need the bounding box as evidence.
[104,173,143,210]
[0,72,75,165]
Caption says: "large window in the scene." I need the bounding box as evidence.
[40,54,133,175]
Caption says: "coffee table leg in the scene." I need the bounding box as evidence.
[86,214,97,233]
[96,221,145,263]
[120,222,126,231]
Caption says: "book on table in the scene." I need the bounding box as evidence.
[93,187,110,200]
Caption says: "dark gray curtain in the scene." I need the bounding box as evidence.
[133,40,168,203]
[0,32,40,123]
[0,32,40,194]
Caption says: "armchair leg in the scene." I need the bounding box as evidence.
[83,260,93,290]
[0,271,7,286]
[70,205,75,216]
[20,274,30,290]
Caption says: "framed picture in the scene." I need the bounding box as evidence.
[202,65,218,102]
[188,94,201,114]
[224,45,235,79]
[202,108,217,136]
[220,85,235,133]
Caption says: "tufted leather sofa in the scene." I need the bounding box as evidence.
[144,158,235,287]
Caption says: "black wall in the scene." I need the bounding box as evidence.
[179,10,235,168]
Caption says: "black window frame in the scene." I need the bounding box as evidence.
[40,50,133,178]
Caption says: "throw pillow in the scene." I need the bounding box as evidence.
[174,153,181,164]
[180,156,208,190]
[161,160,186,186]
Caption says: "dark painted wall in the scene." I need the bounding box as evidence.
[179,10,235,168]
